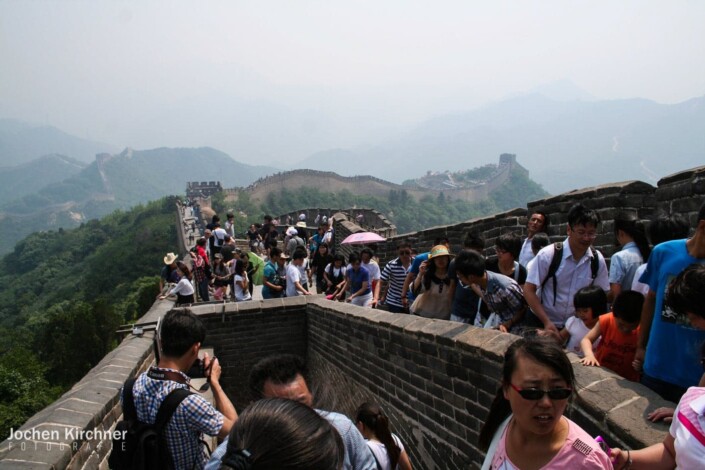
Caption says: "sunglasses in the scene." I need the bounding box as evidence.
[510,383,572,400]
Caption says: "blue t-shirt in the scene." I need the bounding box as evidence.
[410,252,429,275]
[262,261,279,299]
[347,266,371,296]
[640,239,705,388]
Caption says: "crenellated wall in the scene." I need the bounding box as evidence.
[374,166,704,265]
[1,164,703,469]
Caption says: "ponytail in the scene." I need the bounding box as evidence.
[478,387,512,451]
[355,402,401,469]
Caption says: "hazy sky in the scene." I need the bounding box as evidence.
[1,0,704,162]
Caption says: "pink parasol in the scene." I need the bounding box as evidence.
[341,232,386,245]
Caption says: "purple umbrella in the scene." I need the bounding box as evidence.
[341,232,386,245]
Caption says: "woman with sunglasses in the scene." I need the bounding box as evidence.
[479,337,612,469]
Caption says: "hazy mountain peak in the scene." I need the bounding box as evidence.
[505,79,597,103]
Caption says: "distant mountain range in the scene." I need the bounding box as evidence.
[0,119,117,166]
[294,94,705,194]
[0,146,277,254]
[0,154,86,202]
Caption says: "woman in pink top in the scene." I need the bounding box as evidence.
[479,337,612,469]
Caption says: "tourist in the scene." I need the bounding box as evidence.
[159,252,181,293]
[380,242,414,313]
[212,254,231,301]
[232,259,252,302]
[159,261,195,305]
[225,212,235,238]
[312,242,334,294]
[262,248,286,299]
[580,290,644,382]
[518,212,549,267]
[206,354,377,470]
[361,248,382,307]
[478,337,612,469]
[286,250,312,297]
[324,253,348,301]
[524,203,609,333]
[247,223,262,254]
[630,212,690,296]
[212,222,228,258]
[401,238,450,312]
[215,398,344,470]
[526,233,550,272]
[286,226,306,257]
[453,250,526,333]
[309,224,327,258]
[243,252,259,298]
[355,402,413,470]
[555,286,607,357]
[607,213,650,302]
[410,245,452,320]
[190,243,211,302]
[635,201,705,403]
[487,232,527,286]
[447,232,485,324]
[346,252,373,307]
[130,310,237,469]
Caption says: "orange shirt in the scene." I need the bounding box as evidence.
[595,312,640,382]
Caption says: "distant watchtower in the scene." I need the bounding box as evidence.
[187,181,223,199]
[499,153,517,165]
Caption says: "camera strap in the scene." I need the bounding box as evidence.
[147,367,189,384]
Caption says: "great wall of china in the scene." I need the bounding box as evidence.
[1,163,704,469]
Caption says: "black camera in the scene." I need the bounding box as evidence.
[187,357,215,379]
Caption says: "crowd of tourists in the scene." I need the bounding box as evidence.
[149,200,705,469]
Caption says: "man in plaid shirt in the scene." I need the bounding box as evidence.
[129,310,237,469]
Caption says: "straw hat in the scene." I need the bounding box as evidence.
[163,252,178,265]
[296,221,307,228]
[428,245,452,259]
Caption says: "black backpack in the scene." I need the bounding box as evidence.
[540,242,600,306]
[109,378,192,470]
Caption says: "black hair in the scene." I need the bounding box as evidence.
[665,264,705,320]
[176,261,192,280]
[269,247,282,258]
[396,241,411,250]
[648,212,691,246]
[221,398,344,470]
[614,212,651,261]
[292,249,306,261]
[612,290,644,324]
[423,249,450,290]
[212,215,221,224]
[567,203,600,229]
[297,227,308,239]
[433,237,450,246]
[360,247,374,258]
[348,252,361,265]
[355,402,401,469]
[531,233,550,254]
[496,232,522,260]
[534,211,550,229]
[234,259,247,276]
[463,231,485,250]
[318,242,330,251]
[454,249,486,277]
[573,286,608,316]
[249,354,308,400]
[333,254,345,264]
[478,337,575,451]
[263,214,272,222]
[159,310,206,358]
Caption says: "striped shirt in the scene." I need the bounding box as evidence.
[381,257,411,308]
[130,368,223,470]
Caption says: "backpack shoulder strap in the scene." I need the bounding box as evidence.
[154,388,192,433]
[589,247,599,282]
[540,242,563,306]
[513,261,521,282]
[121,378,138,421]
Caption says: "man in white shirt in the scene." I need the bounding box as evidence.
[524,203,608,333]
[518,212,549,267]
[286,250,312,297]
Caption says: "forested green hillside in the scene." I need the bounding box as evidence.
[0,196,178,437]
[219,166,548,235]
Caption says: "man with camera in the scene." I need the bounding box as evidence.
[129,310,237,469]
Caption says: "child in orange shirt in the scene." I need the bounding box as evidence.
[580,290,644,381]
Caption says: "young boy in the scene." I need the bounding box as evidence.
[559,286,607,356]
[581,290,644,381]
